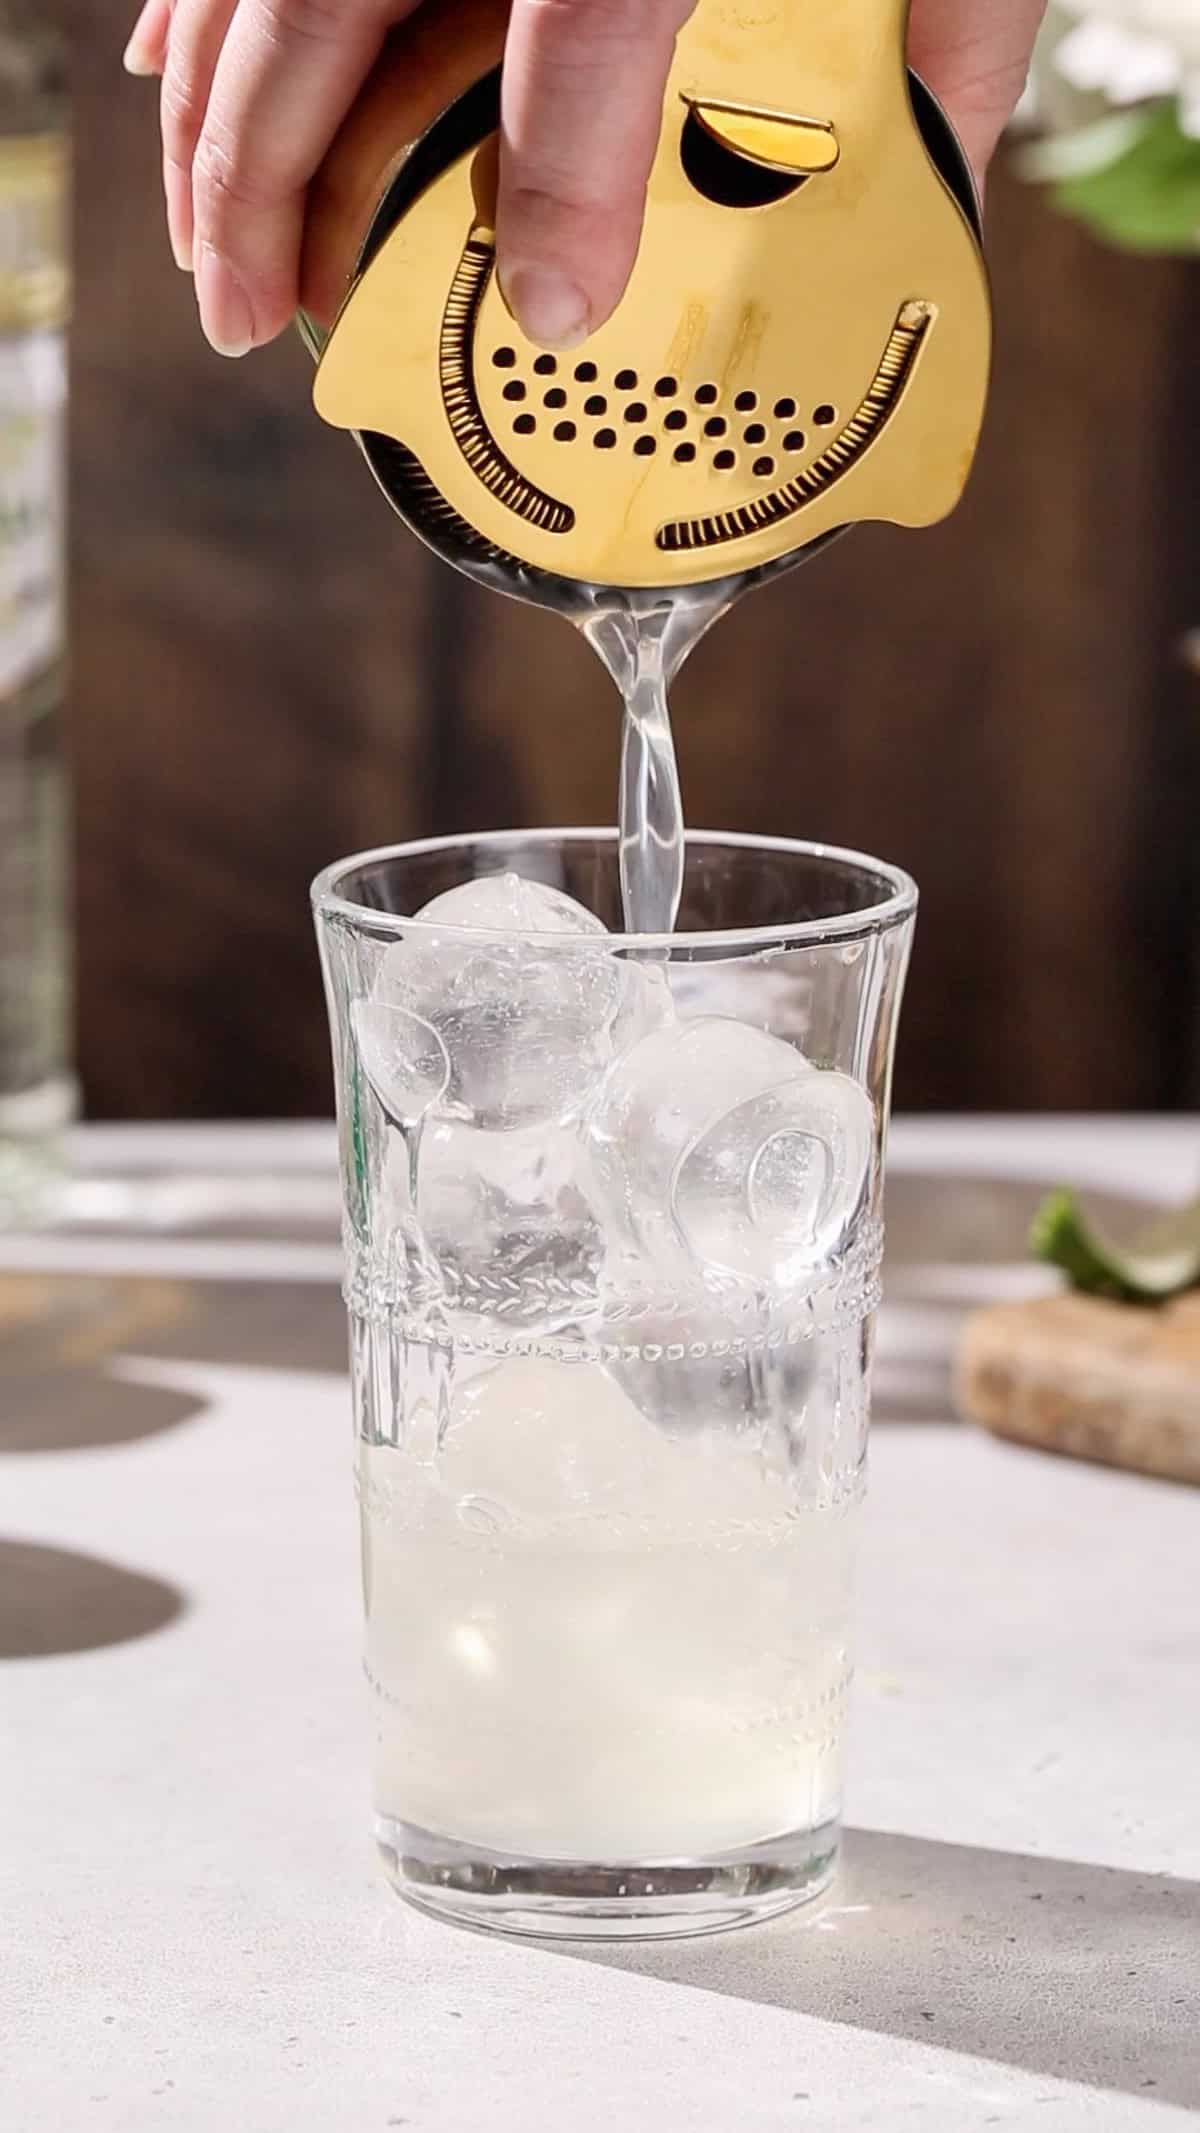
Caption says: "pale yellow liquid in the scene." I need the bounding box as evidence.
[359,1353,856,1861]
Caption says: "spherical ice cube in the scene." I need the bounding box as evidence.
[357,872,663,1132]
[416,1117,603,1333]
[351,1000,450,1129]
[586,1015,874,1291]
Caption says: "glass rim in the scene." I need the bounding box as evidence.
[311,828,918,953]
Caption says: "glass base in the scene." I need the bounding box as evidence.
[377,1815,839,1942]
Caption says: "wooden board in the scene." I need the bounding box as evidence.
[956,1291,1200,1484]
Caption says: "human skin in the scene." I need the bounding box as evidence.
[123,0,1046,358]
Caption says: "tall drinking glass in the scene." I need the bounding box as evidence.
[313,831,916,1940]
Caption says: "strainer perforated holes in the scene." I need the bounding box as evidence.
[655,302,935,554]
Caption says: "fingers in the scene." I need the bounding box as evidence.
[123,0,173,77]
[161,0,237,270]
[156,0,423,358]
[192,0,412,355]
[907,0,1047,181]
[498,0,697,349]
[139,0,1020,371]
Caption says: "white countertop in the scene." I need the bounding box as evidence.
[4,1120,1198,2131]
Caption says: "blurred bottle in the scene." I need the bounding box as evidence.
[0,4,71,1223]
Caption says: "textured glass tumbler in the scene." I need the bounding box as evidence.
[314,831,916,1941]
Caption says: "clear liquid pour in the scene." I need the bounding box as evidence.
[581,583,734,936]
[361,500,747,939]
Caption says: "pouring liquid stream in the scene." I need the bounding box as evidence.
[616,629,680,938]
[581,582,734,936]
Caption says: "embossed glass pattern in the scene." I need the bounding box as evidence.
[313,831,916,1939]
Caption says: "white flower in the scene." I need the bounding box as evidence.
[1054,0,1200,133]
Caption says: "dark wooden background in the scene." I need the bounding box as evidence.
[63,0,1199,1119]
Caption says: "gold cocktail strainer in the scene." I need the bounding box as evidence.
[301,0,990,601]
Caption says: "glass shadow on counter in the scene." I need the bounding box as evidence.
[0,1273,350,1453]
[564,1824,1199,2109]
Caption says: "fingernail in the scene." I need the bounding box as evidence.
[501,265,589,350]
[122,37,156,76]
[197,244,254,358]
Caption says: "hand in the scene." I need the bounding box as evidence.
[124,0,1046,360]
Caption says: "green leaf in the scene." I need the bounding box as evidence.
[1018,110,1151,185]
[1051,102,1200,254]
[1031,1187,1200,1304]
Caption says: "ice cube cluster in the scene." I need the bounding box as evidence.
[350,871,875,1417]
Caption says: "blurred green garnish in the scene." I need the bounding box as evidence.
[1020,104,1200,257]
[1032,1188,1200,1304]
